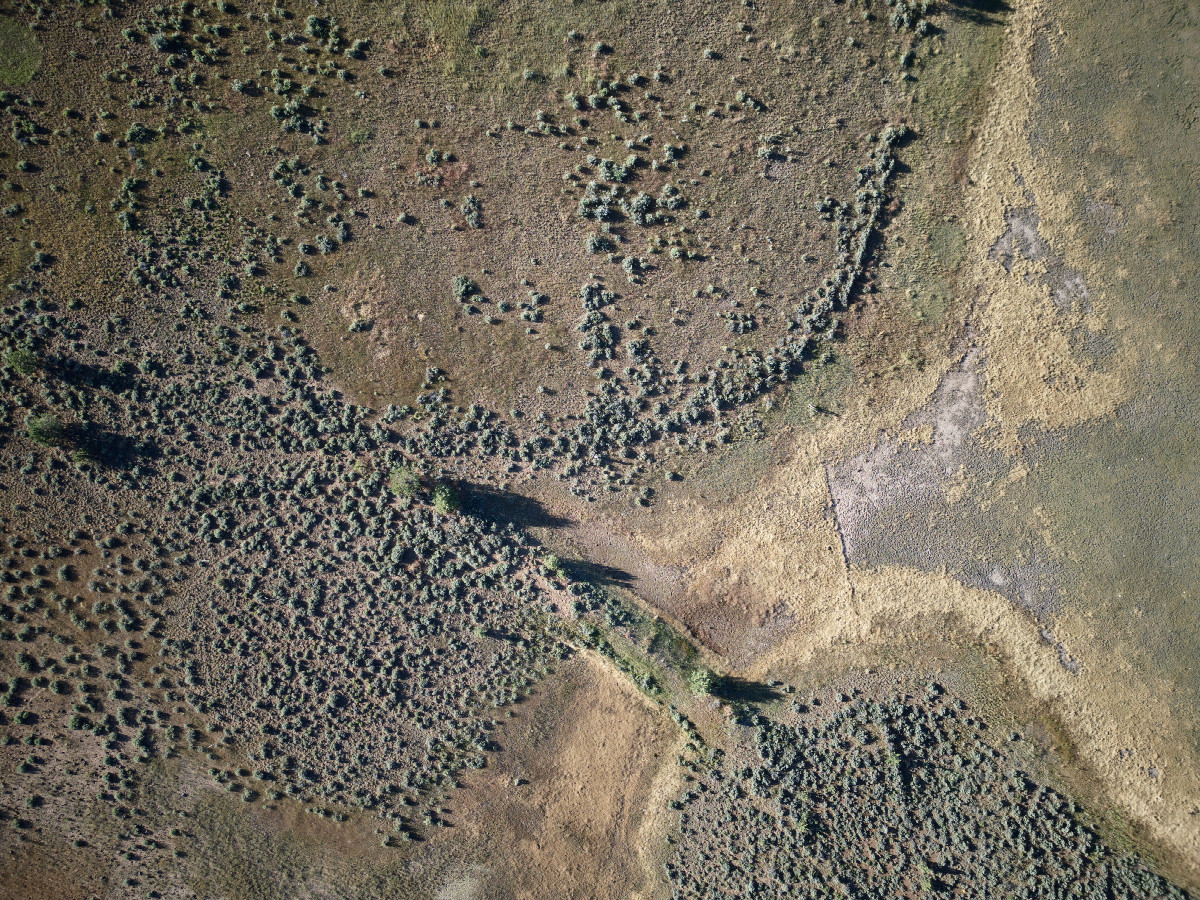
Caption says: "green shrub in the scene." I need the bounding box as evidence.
[452,275,478,303]
[688,667,718,695]
[461,195,483,229]
[431,482,459,514]
[389,465,419,498]
[4,348,39,375]
[26,413,66,447]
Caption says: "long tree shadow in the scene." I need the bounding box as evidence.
[711,677,783,704]
[462,483,573,530]
[72,424,158,470]
[50,355,140,393]
[558,557,634,588]
[942,0,1012,26]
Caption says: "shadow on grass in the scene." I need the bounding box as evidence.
[73,425,158,470]
[943,0,1012,26]
[558,557,634,588]
[50,356,139,393]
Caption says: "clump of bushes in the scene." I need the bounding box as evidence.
[461,195,483,229]
[452,275,478,303]
[431,482,459,514]
[389,465,419,498]
[26,414,66,447]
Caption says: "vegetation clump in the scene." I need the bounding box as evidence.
[432,481,460,514]
[25,413,65,447]
[389,464,419,498]
[687,666,718,695]
[4,347,39,375]
[666,691,1190,899]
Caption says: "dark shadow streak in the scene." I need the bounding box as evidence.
[72,425,159,471]
[462,484,573,530]
[942,0,1012,26]
[558,558,634,588]
[712,677,783,704]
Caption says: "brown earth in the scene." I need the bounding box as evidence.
[441,652,679,900]
[3,0,1198,894]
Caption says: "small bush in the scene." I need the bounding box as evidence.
[389,465,419,498]
[27,414,66,447]
[688,667,718,695]
[4,348,39,375]
[452,275,478,303]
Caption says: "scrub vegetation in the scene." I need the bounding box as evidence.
[0,0,1193,895]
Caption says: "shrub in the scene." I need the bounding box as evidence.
[27,414,66,447]
[688,667,718,695]
[389,465,419,498]
[4,348,39,375]
[461,195,483,229]
[125,123,154,143]
[431,483,459,514]
[452,275,478,303]
[586,233,615,254]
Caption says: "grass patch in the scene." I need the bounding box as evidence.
[0,17,41,85]
[420,0,494,62]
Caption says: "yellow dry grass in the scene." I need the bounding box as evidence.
[573,0,1200,879]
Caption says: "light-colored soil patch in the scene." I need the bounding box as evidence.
[529,0,1200,882]
[827,342,1064,618]
[451,653,679,900]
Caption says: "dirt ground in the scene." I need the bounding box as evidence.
[2,0,1197,895]
[438,652,679,900]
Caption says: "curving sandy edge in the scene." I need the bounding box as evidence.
[751,561,1200,877]
[748,0,1200,873]
[628,0,1200,881]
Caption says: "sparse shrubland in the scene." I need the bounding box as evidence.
[0,0,1187,896]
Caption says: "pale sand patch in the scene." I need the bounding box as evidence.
[451,653,677,900]
[533,0,1200,879]
[955,0,1139,445]
[626,0,1200,872]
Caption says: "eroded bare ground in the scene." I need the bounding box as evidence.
[435,653,678,900]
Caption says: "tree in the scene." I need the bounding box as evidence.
[431,482,459,514]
